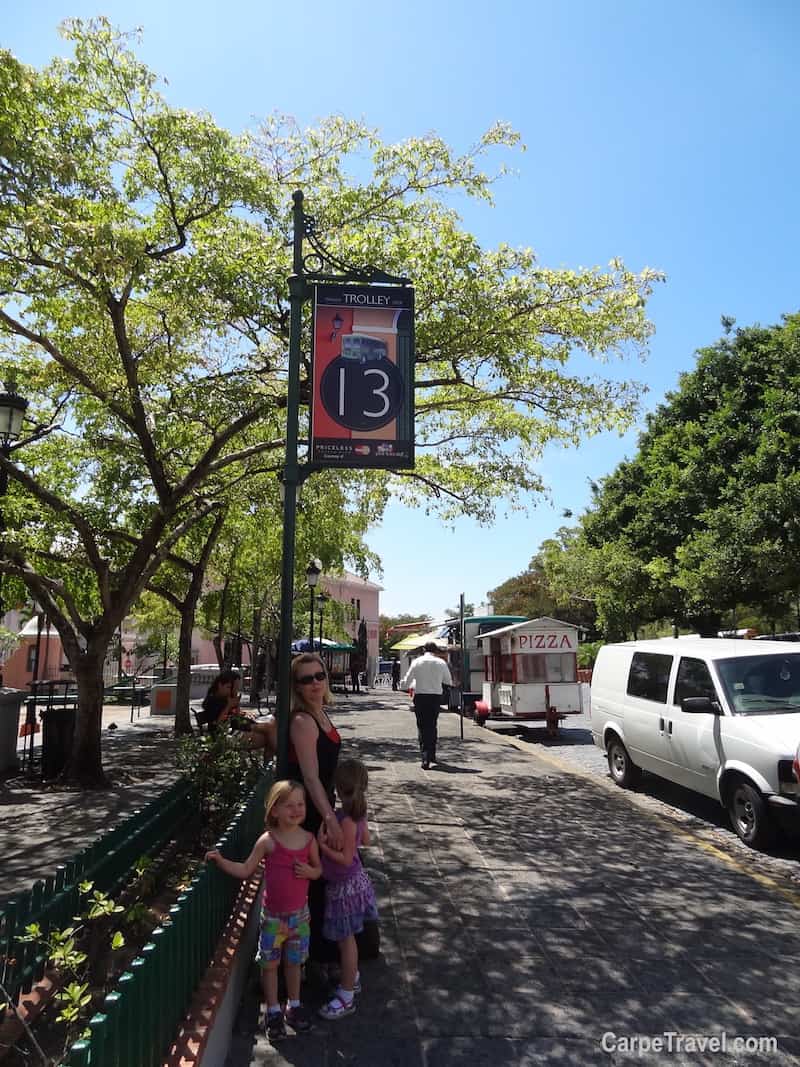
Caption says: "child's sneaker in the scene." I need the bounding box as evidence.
[318,994,356,1020]
[285,1003,313,1033]
[327,971,360,995]
[265,1009,286,1040]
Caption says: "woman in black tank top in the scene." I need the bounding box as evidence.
[287,653,343,963]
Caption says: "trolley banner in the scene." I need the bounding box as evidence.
[310,283,415,469]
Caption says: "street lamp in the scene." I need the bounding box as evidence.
[316,592,329,647]
[306,558,322,649]
[0,381,29,620]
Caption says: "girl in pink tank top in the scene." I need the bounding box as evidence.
[206,780,322,1041]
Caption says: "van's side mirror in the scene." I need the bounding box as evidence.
[681,696,721,714]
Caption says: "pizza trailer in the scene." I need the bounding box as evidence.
[473,617,584,736]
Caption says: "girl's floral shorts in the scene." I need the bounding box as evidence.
[256,904,310,966]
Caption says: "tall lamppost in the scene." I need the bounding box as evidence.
[274,189,411,778]
[0,381,29,620]
[316,592,329,647]
[306,559,322,650]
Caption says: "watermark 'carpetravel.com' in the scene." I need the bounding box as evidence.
[601,1031,779,1057]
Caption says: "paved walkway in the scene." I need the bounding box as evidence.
[224,690,800,1066]
[0,705,180,901]
[5,689,800,1064]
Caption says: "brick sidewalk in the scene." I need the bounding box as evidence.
[0,709,180,901]
[224,690,800,1067]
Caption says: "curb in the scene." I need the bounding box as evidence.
[163,871,261,1066]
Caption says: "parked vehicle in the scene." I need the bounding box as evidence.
[591,638,800,850]
[474,616,585,735]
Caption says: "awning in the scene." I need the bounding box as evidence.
[390,628,450,652]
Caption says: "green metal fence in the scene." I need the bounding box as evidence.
[0,779,196,1012]
[64,768,272,1067]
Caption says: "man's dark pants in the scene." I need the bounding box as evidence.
[413,693,440,764]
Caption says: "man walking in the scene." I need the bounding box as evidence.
[349,649,361,693]
[391,657,401,691]
[401,642,453,769]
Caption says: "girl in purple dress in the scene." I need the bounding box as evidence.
[316,757,379,1019]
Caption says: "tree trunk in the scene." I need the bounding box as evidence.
[174,606,194,737]
[690,613,722,637]
[63,656,110,788]
[250,608,263,705]
[213,573,231,667]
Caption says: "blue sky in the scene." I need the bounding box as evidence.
[6,1,800,619]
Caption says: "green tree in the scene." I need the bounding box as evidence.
[379,614,431,656]
[129,588,181,675]
[580,314,800,635]
[0,20,661,784]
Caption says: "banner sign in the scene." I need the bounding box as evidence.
[310,284,414,468]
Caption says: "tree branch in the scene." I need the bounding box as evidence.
[0,308,135,429]
[0,453,111,609]
[105,297,172,502]
[1,554,87,641]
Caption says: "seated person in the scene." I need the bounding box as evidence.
[198,670,277,754]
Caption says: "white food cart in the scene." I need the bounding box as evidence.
[474,617,583,736]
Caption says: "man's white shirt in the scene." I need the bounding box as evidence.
[401,652,453,695]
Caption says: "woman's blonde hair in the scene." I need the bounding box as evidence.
[265,779,305,827]
[335,758,368,821]
[290,653,333,713]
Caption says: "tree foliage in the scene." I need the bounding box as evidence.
[0,19,661,783]
[542,314,800,637]
[489,533,599,634]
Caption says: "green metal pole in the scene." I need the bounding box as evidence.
[276,190,306,778]
[459,592,465,739]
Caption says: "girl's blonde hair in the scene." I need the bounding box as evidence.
[265,779,305,827]
[290,653,333,713]
[335,758,368,821]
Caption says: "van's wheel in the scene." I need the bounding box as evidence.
[607,736,641,789]
[727,779,775,850]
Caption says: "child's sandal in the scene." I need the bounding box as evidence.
[318,995,355,1020]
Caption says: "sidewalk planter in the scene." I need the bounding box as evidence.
[0,688,25,772]
[163,870,262,1066]
[63,768,272,1067]
[0,779,196,1012]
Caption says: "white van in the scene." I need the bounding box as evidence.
[591,638,800,850]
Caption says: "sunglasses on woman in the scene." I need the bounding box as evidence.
[297,670,326,685]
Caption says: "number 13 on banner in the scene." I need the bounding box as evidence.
[311,283,415,470]
[321,357,404,431]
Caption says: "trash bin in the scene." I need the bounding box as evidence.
[41,705,76,780]
[0,688,25,773]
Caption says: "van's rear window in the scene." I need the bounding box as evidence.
[626,652,673,703]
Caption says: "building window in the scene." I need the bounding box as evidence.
[26,644,38,674]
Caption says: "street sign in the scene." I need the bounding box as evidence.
[310,283,414,468]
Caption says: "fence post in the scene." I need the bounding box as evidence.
[99,990,122,1067]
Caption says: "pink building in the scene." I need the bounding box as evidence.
[2,617,67,690]
[1,571,382,690]
[0,619,232,692]
[321,571,382,682]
